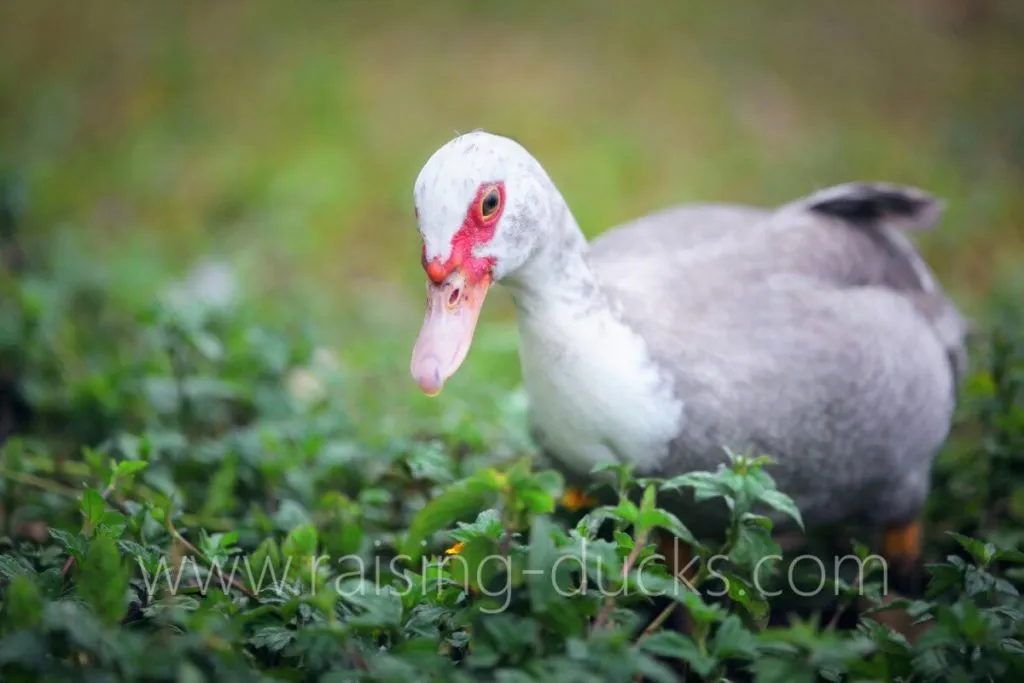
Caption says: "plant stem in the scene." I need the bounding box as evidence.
[592,530,649,633]
[0,467,133,518]
[0,467,79,497]
[165,515,258,599]
[639,560,711,640]
[641,602,678,637]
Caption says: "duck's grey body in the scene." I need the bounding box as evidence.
[525,186,966,537]
[410,131,967,540]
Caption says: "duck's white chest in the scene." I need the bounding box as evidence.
[515,305,684,475]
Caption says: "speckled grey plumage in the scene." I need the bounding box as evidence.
[539,184,967,538]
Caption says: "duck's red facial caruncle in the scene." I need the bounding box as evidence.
[410,181,505,396]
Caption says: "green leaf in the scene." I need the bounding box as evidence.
[400,480,495,561]
[636,508,698,547]
[635,571,727,624]
[115,460,149,478]
[98,510,128,537]
[661,471,731,507]
[724,573,770,622]
[470,467,512,492]
[756,488,804,530]
[589,462,635,492]
[249,537,282,585]
[76,533,129,625]
[638,630,717,676]
[612,498,639,524]
[330,523,364,557]
[0,555,34,582]
[4,575,43,629]
[947,531,995,567]
[640,484,657,513]
[443,534,501,594]
[451,508,504,542]
[201,453,238,521]
[532,469,565,497]
[49,528,88,558]
[81,447,109,480]
[0,630,49,669]
[80,487,106,531]
[631,653,680,683]
[711,614,760,660]
[994,548,1024,564]
[192,330,224,360]
[750,657,818,683]
[249,625,296,652]
[341,581,404,630]
[282,523,318,560]
[495,669,537,683]
[576,507,618,539]
[518,487,556,515]
[480,614,541,660]
[526,515,561,613]
[730,515,781,573]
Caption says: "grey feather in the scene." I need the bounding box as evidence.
[572,183,967,537]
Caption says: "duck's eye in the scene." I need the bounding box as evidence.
[480,187,501,219]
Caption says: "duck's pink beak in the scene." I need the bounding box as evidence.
[410,269,491,396]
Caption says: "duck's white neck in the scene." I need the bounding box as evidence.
[500,196,602,315]
[496,191,685,476]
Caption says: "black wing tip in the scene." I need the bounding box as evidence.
[804,182,944,231]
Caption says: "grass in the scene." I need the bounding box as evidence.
[2,1,1023,426]
[1,2,1023,681]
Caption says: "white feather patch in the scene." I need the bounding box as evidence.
[515,299,685,475]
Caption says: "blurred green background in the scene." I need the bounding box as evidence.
[2,0,1023,431]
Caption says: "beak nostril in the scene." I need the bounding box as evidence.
[448,288,461,306]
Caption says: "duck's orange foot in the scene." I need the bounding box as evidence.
[864,519,930,642]
[560,487,598,512]
[881,520,922,575]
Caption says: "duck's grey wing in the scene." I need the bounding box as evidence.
[776,182,969,388]
[589,183,968,390]
[588,203,772,257]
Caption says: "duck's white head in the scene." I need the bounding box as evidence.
[409,130,559,396]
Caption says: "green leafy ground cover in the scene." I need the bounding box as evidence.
[0,193,1022,682]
